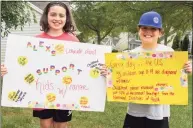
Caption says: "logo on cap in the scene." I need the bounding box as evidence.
[153,17,159,24]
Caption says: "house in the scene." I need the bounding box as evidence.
[1,2,44,63]
[128,39,141,50]
[30,1,50,10]
[96,32,140,51]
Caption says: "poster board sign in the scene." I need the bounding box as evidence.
[1,34,112,112]
[106,52,188,105]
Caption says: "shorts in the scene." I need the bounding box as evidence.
[33,109,72,122]
[123,114,169,128]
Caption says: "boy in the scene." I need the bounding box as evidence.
[100,11,192,128]
[123,11,192,128]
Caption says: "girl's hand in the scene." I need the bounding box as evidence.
[184,61,192,73]
[100,65,108,77]
[1,64,8,77]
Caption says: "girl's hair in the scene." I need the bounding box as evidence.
[40,1,77,33]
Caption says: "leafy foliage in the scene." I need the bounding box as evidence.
[72,2,122,44]
[1,1,37,37]
[71,2,192,46]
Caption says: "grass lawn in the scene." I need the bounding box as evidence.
[1,75,192,128]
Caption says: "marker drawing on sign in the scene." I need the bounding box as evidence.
[18,56,28,66]
[24,74,35,84]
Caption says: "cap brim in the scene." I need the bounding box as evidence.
[138,24,162,29]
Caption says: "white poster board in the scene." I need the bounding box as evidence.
[1,34,112,112]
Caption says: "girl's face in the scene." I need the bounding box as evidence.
[138,26,162,45]
[47,5,66,32]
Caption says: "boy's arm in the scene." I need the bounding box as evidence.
[184,61,192,73]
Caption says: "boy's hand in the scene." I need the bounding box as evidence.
[1,64,8,77]
[184,61,192,73]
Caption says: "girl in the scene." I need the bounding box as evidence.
[1,1,79,128]
[100,11,192,128]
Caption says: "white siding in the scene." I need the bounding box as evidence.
[115,33,129,51]
[1,7,42,63]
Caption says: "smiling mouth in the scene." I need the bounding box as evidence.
[144,35,152,38]
[53,22,61,25]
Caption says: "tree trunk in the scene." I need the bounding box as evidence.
[191,41,193,55]
[97,31,101,45]
[164,31,169,45]
[128,32,130,50]
[164,35,168,45]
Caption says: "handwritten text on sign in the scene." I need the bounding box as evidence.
[1,34,112,112]
[105,52,188,105]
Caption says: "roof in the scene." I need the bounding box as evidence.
[28,2,44,14]
[30,1,70,11]
[129,39,141,44]
[30,1,50,11]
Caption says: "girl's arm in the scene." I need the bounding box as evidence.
[100,65,108,77]
[1,64,8,77]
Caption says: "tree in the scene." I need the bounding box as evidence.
[72,2,117,44]
[152,2,192,45]
[181,34,189,51]
[1,1,37,37]
[72,1,192,47]
[72,2,138,44]
[129,2,192,45]
[172,34,181,50]
[114,2,192,45]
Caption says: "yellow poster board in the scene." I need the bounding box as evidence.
[105,51,188,105]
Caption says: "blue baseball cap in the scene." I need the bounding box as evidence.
[138,11,162,29]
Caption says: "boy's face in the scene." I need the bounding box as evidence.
[138,26,162,45]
